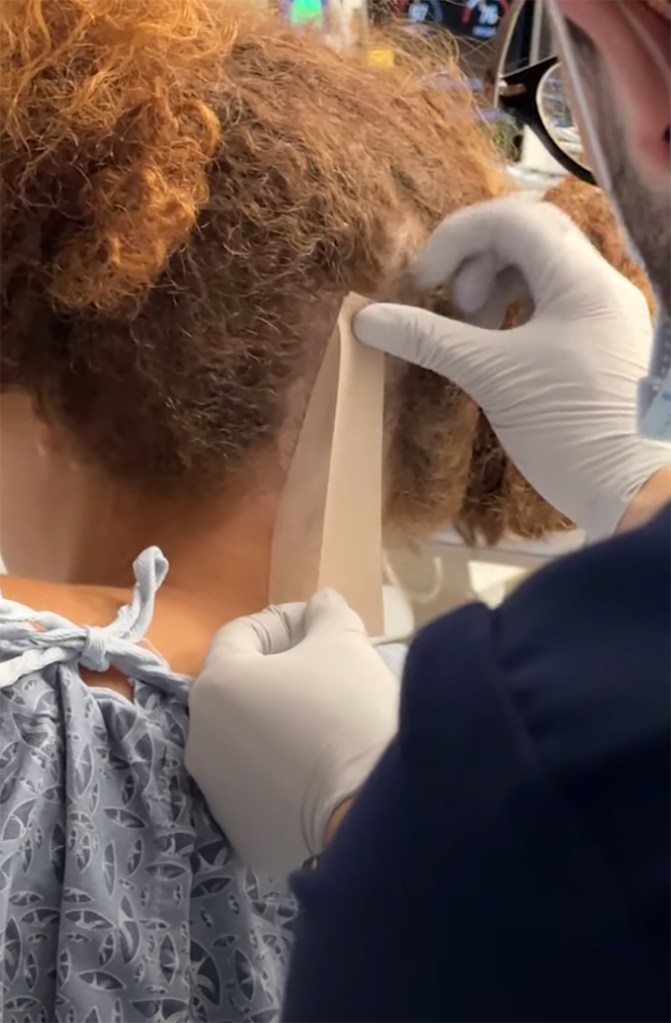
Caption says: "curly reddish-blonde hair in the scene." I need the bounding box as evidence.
[0,0,651,545]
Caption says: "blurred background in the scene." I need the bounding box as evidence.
[280,0,568,188]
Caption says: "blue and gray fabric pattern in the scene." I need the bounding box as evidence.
[0,548,295,1023]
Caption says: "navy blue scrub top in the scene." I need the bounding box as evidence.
[285,506,671,1023]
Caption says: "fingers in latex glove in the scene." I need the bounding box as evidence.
[454,262,533,330]
[205,589,366,661]
[207,601,306,656]
[354,197,670,540]
[186,590,398,877]
[415,195,612,309]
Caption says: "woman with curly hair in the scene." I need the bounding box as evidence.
[0,0,654,1019]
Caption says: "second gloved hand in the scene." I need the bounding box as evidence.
[355,197,671,541]
[185,590,398,877]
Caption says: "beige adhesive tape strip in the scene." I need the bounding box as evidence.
[269,293,385,635]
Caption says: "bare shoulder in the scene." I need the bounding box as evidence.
[0,574,129,628]
[0,574,221,680]
[0,575,136,696]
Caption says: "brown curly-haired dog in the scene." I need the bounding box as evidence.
[0,0,653,576]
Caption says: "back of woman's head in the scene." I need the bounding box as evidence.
[1,0,565,543]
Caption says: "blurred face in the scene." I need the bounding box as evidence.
[552,0,670,317]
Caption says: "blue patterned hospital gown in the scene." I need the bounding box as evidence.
[0,549,296,1023]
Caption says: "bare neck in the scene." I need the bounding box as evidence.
[67,481,279,613]
[2,479,282,689]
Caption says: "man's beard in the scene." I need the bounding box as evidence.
[568,26,671,321]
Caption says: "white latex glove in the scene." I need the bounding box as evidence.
[185,590,398,877]
[356,196,671,540]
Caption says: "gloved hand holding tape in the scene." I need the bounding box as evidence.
[356,196,671,541]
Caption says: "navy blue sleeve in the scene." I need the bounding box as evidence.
[283,507,670,1023]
